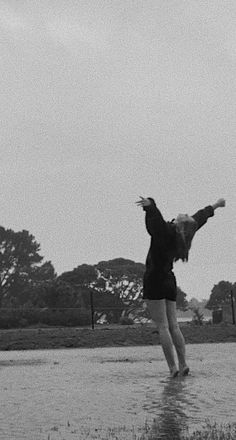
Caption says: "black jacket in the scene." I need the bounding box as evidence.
[143,198,214,276]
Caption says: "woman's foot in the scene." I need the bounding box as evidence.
[170,366,179,378]
[179,365,190,376]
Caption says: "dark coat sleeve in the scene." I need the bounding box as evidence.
[143,198,172,259]
[143,199,175,271]
[191,206,214,231]
[143,198,167,238]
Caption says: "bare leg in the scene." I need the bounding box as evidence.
[145,299,178,377]
[166,300,189,375]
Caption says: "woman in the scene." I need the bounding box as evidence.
[136,196,226,377]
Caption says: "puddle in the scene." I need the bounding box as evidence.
[0,359,47,367]
[0,343,235,439]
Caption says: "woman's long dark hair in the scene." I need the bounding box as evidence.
[174,219,198,262]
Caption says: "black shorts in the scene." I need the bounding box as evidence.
[143,270,177,301]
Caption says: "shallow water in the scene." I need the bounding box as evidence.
[0,343,235,439]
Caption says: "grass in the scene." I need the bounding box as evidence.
[186,422,236,440]
[141,421,236,440]
[46,421,236,440]
[0,322,236,350]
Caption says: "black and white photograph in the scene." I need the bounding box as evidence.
[0,1,236,439]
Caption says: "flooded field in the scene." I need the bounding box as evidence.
[0,343,235,439]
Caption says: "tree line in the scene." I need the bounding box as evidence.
[0,225,235,328]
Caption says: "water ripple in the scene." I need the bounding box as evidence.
[0,344,235,439]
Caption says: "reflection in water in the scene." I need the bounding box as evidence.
[1,345,235,439]
[145,377,194,439]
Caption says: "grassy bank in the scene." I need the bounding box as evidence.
[0,322,236,350]
[46,421,236,440]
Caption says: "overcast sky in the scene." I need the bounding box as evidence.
[1,0,236,300]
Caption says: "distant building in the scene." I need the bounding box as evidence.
[212,309,222,324]
[212,304,235,324]
[222,304,234,323]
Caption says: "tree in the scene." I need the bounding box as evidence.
[59,259,145,323]
[0,226,56,306]
[59,264,97,286]
[30,261,56,284]
[95,258,145,322]
[32,279,76,308]
[96,258,145,301]
[191,307,204,325]
[59,264,97,310]
[206,281,236,310]
[188,297,200,310]
[60,259,190,322]
[176,287,189,311]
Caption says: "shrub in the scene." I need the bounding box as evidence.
[0,307,91,328]
[191,307,204,326]
[119,316,134,325]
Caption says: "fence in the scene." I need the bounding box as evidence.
[1,292,235,329]
[0,299,147,329]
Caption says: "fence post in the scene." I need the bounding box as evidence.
[90,291,95,330]
[230,290,235,325]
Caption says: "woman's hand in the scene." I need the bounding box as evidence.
[216,198,226,207]
[135,196,152,208]
[212,198,226,210]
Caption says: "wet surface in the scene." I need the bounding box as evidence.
[0,343,236,439]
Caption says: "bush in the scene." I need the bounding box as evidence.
[191,307,204,326]
[119,316,134,325]
[0,307,91,328]
[18,318,29,328]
